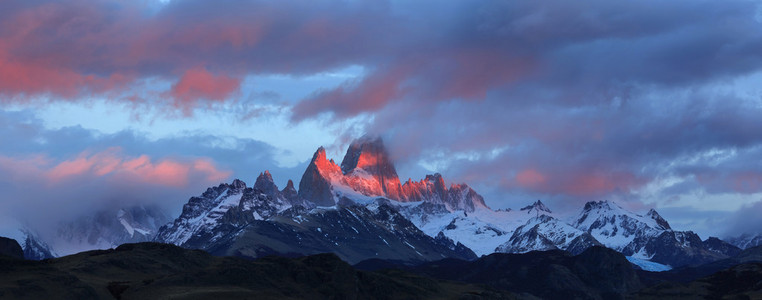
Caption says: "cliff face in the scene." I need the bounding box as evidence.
[340,136,403,201]
[296,137,488,212]
[401,174,488,212]
[298,147,343,207]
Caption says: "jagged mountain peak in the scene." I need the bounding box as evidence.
[576,200,670,231]
[426,173,445,181]
[582,200,616,211]
[520,200,552,214]
[314,146,327,160]
[399,172,487,212]
[340,136,403,200]
[646,208,671,230]
[495,213,600,255]
[298,146,343,207]
[258,170,273,180]
[309,146,342,173]
[728,233,762,250]
[230,178,247,190]
[340,136,387,173]
[284,179,296,191]
[254,170,278,195]
[296,140,489,212]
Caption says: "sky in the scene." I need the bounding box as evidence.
[1,0,762,239]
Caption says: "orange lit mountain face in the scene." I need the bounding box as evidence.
[340,137,403,200]
[401,174,489,212]
[299,136,488,212]
[298,147,343,207]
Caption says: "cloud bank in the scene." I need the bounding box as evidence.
[1,0,762,237]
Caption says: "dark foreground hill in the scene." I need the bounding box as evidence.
[0,242,515,300]
[360,245,762,300]
[0,237,24,259]
[634,262,762,299]
[3,241,762,299]
[403,246,643,300]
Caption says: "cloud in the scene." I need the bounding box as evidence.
[2,0,762,239]
[0,109,306,237]
[723,200,762,237]
[291,0,762,119]
[0,149,230,233]
[168,68,241,114]
[2,0,760,118]
[41,148,230,186]
[0,0,398,110]
[360,79,762,217]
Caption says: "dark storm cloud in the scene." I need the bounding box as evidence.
[3,0,758,113]
[294,0,762,118]
[362,85,762,212]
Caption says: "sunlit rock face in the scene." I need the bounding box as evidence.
[402,174,448,203]
[297,136,488,212]
[340,136,403,201]
[298,147,343,207]
[401,174,488,212]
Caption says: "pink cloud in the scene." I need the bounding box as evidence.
[168,68,241,114]
[515,168,547,187]
[292,65,409,120]
[3,148,230,188]
[490,162,643,198]
[558,172,640,197]
[292,49,536,121]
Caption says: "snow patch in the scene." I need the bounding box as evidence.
[626,256,672,272]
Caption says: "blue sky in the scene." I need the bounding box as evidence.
[2,0,762,238]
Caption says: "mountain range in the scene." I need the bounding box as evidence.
[148,136,740,269]
[0,137,753,270]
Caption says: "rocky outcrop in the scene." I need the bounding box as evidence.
[298,147,342,207]
[340,136,403,200]
[255,171,309,207]
[253,170,279,198]
[401,174,488,212]
[297,137,488,212]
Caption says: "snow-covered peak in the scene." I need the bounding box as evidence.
[646,208,671,230]
[230,178,247,189]
[520,200,552,214]
[728,233,762,249]
[573,200,667,251]
[496,214,599,255]
[576,201,667,232]
[156,179,293,247]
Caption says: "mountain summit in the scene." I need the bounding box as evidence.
[296,137,487,212]
[298,147,344,206]
[340,136,403,200]
[520,200,552,215]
